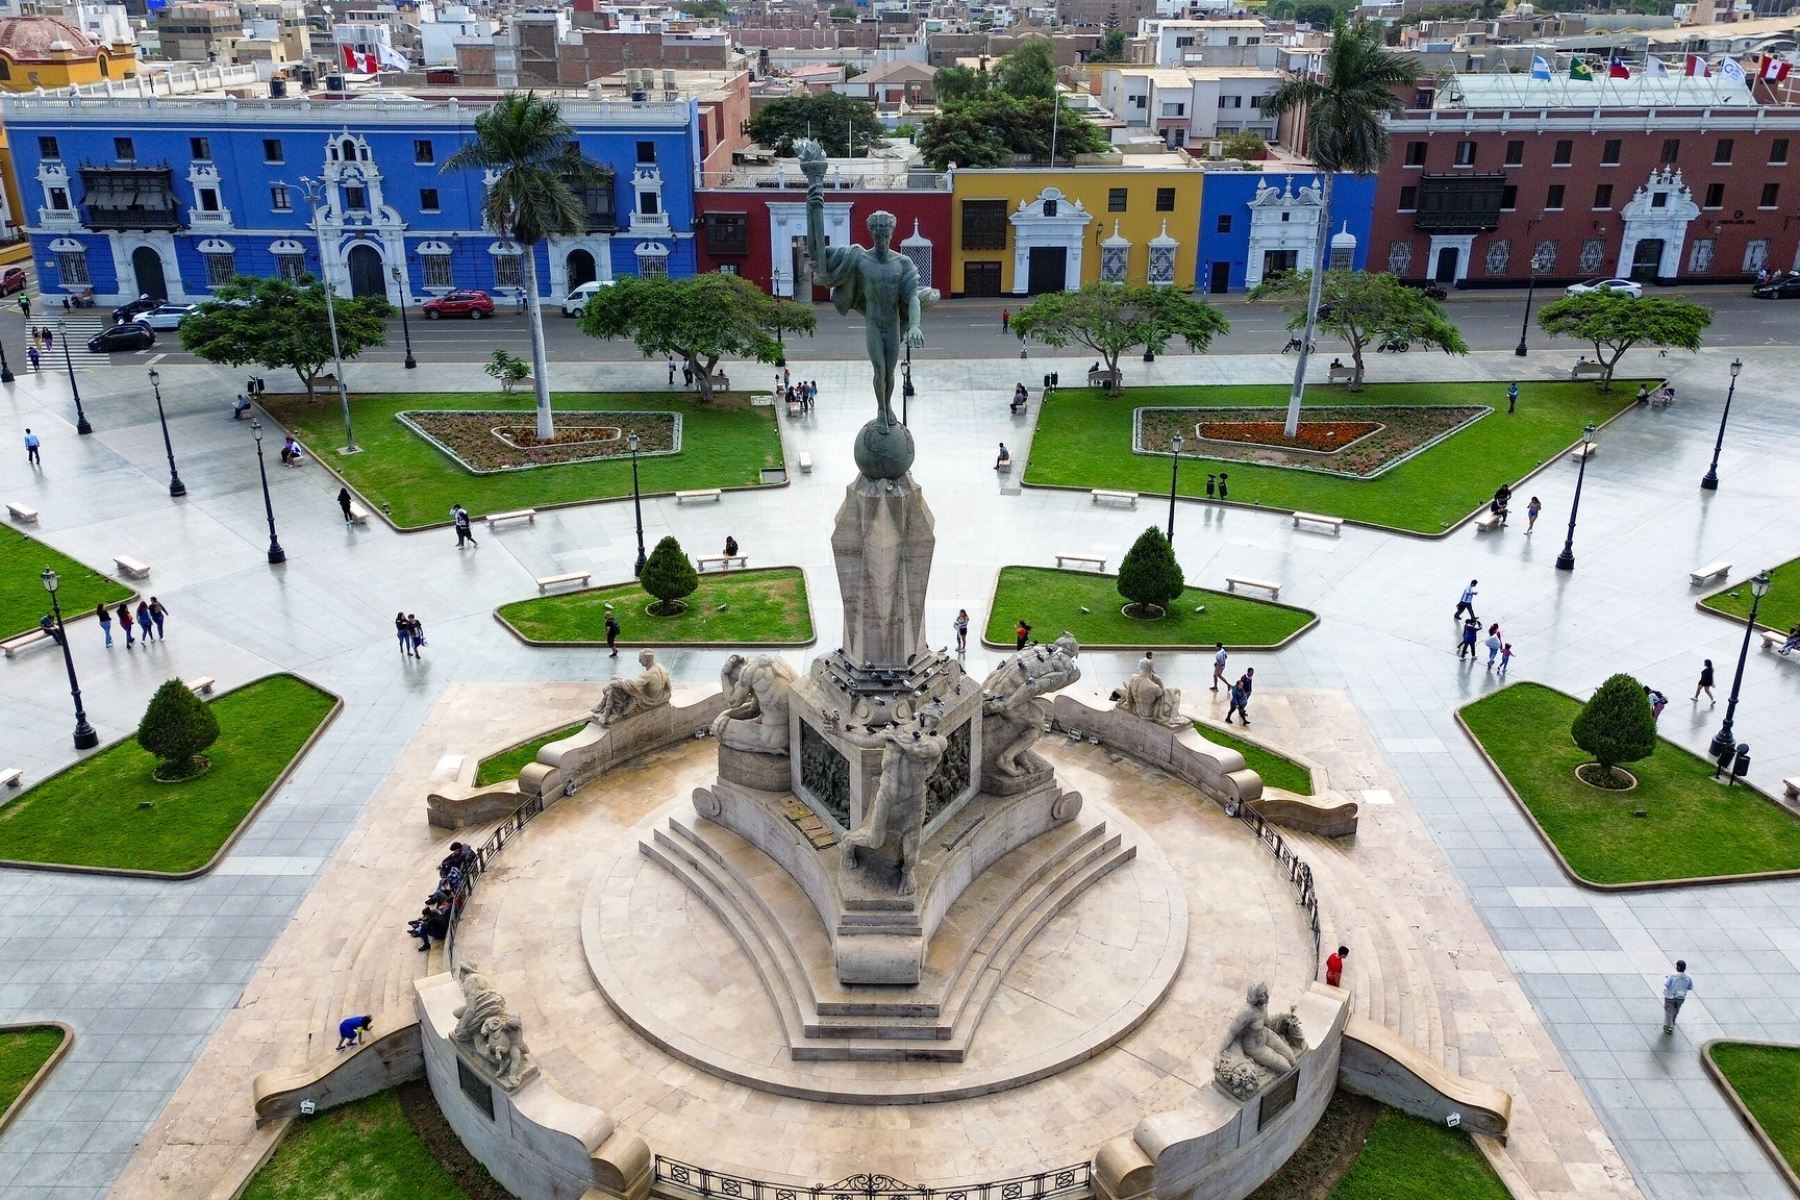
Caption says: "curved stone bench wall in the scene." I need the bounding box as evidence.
[1338,1015,1513,1140]
[519,687,727,803]
[250,1005,423,1127]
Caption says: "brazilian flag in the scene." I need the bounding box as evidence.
[1570,59,1596,81]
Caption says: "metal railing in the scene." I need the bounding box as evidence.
[441,789,547,958]
[1235,805,1322,975]
[653,1160,1094,1200]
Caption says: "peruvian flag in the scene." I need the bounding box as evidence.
[341,45,378,73]
[1685,54,1711,77]
[1761,54,1792,82]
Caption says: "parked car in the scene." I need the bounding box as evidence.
[0,267,27,296]
[422,289,494,319]
[562,279,613,317]
[137,303,194,331]
[111,295,163,324]
[88,323,155,353]
[1564,277,1642,298]
[1750,272,1800,299]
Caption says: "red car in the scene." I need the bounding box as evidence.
[0,267,26,296]
[422,289,494,320]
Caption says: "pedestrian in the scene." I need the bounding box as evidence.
[1226,670,1254,725]
[1498,642,1513,677]
[336,1014,373,1051]
[17,293,28,319]
[451,503,478,549]
[149,596,167,640]
[24,427,40,466]
[1485,624,1503,671]
[1211,642,1228,692]
[338,487,355,526]
[1325,945,1349,987]
[136,599,153,643]
[118,601,136,649]
[724,535,739,557]
[1693,659,1715,705]
[1507,381,1519,413]
[605,611,620,657]
[683,364,694,388]
[234,393,251,420]
[42,327,52,351]
[96,603,113,648]
[953,609,970,653]
[782,367,790,393]
[408,614,426,658]
[25,346,38,372]
[1661,960,1694,1034]
[1526,496,1541,534]
[1453,579,1479,622]
[995,442,1011,469]
[1001,307,1010,333]
[395,611,412,657]
[1635,383,1650,405]
[1217,471,1229,501]
[1457,617,1480,660]
[1781,624,1800,656]
[1015,619,1031,650]
[1645,685,1668,721]
[668,357,677,386]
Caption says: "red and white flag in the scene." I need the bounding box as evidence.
[341,45,378,73]
[1684,54,1710,77]
[1760,54,1792,82]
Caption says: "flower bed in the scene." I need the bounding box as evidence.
[398,410,682,473]
[1197,419,1382,454]
[1135,405,1485,478]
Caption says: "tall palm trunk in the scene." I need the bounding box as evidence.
[1283,172,1335,438]
[521,246,555,440]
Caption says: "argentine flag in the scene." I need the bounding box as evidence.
[1530,55,1553,80]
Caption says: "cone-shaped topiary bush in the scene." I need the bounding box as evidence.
[1116,526,1185,618]
[1571,672,1657,785]
[641,535,699,616]
[136,678,220,781]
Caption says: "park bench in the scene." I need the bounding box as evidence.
[676,489,723,504]
[1568,442,1597,463]
[1327,366,1355,385]
[0,768,20,789]
[697,554,749,572]
[995,457,1013,473]
[1292,511,1343,536]
[1570,361,1607,380]
[1,628,53,658]
[1225,575,1282,600]
[1785,777,1800,800]
[1091,489,1138,509]
[798,451,813,474]
[113,554,151,579]
[1689,561,1731,586]
[1087,369,1119,389]
[6,501,38,524]
[346,501,371,526]
[535,571,591,594]
[1055,553,1106,572]
[786,400,803,418]
[486,508,536,529]
[1761,629,1797,656]
[709,373,730,390]
[186,677,215,696]
[1474,510,1504,533]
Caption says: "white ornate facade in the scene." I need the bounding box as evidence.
[1618,166,1700,281]
[1009,187,1091,294]
[1244,177,1323,288]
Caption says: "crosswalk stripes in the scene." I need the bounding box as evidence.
[12,312,154,373]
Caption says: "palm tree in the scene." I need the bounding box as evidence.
[445,92,608,440]
[1258,18,1411,437]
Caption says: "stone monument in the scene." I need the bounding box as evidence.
[1113,659,1187,728]
[451,962,536,1091]
[594,649,672,727]
[1212,982,1306,1101]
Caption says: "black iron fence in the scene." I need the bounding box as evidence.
[653,1160,1094,1200]
[1236,805,1322,975]
[442,790,547,956]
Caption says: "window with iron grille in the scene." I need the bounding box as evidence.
[422,254,452,289]
[703,212,750,255]
[1155,187,1175,212]
[494,253,522,289]
[55,249,89,285]
[275,253,307,282]
[1108,188,1127,212]
[962,200,1007,251]
[640,255,668,278]
[203,251,234,285]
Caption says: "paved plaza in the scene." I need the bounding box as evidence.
[0,332,1797,1199]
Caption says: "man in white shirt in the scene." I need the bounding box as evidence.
[1662,959,1694,1034]
[1212,643,1228,693]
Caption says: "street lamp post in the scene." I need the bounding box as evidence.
[250,420,287,564]
[1166,432,1184,542]
[147,369,187,497]
[1700,357,1743,492]
[57,318,92,434]
[1555,422,1597,572]
[298,177,358,452]
[1709,569,1771,763]
[392,266,417,370]
[1514,250,1548,357]
[628,431,646,577]
[40,569,98,750]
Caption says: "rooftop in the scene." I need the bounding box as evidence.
[0,14,103,60]
[1432,70,1763,109]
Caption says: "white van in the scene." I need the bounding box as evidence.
[562,280,613,317]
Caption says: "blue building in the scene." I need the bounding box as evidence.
[1196,170,1377,294]
[2,76,704,307]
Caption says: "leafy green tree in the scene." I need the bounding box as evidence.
[1117,527,1185,618]
[1248,270,1468,388]
[747,92,884,158]
[136,679,220,780]
[640,536,699,615]
[1011,282,1230,396]
[919,93,1107,170]
[484,349,531,394]
[993,39,1056,100]
[1221,131,1267,160]
[828,3,856,18]
[180,274,389,401]
[935,64,989,104]
[444,91,609,441]
[1089,29,1128,63]
[1257,18,1412,435]
[581,274,815,403]
[1572,673,1658,784]
[1535,293,1711,390]
[676,0,728,17]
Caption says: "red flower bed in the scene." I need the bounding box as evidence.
[402,410,678,472]
[1198,420,1381,451]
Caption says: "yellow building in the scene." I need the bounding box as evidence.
[0,16,137,92]
[949,159,1204,296]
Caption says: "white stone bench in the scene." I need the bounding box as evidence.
[1327,366,1355,385]
[697,554,748,572]
[1689,561,1731,586]
[1785,777,1800,800]
[1292,511,1342,535]
[1,628,54,658]
[1570,361,1607,380]
[113,555,151,579]
[995,457,1013,474]
[535,571,591,594]
[708,373,729,390]
[676,489,723,504]
[1568,442,1597,463]
[797,451,813,474]
[1761,629,1798,657]
[7,501,38,524]
[346,501,370,526]
[485,508,536,529]
[186,676,215,696]
[1091,489,1138,509]
[1474,510,1504,533]
[1087,369,1119,389]
[1055,554,1106,572]
[0,768,20,789]
[1226,575,1282,600]
[786,401,803,418]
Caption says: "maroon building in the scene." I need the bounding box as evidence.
[1367,74,1800,287]
[694,185,953,300]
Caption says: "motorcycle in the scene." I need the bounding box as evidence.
[1281,336,1317,354]
[1418,282,1448,301]
[1377,335,1411,353]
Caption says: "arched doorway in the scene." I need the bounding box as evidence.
[1433,246,1460,284]
[132,247,167,300]
[565,248,596,290]
[346,244,385,298]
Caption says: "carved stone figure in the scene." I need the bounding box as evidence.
[1212,982,1305,1101]
[593,648,672,727]
[478,1013,531,1089]
[712,653,799,755]
[981,633,1081,785]
[840,716,946,897]
[451,963,535,1091]
[1114,661,1186,728]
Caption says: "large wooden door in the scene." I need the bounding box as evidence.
[1027,246,1067,294]
[963,261,1002,297]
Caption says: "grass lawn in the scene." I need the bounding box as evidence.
[497,567,814,645]
[1329,1109,1511,1200]
[0,524,133,641]
[0,674,336,874]
[1024,381,1639,534]
[983,565,1314,648]
[1709,1042,1800,1177]
[263,391,783,529]
[1196,723,1313,795]
[475,722,585,787]
[1702,556,1800,635]
[0,1025,66,1118]
[1461,682,1800,885]
[242,1089,480,1200]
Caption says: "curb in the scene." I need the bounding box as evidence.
[0,1023,74,1138]
[1700,1040,1800,1200]
[491,565,820,650]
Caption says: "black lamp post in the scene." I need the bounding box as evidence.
[1166,432,1184,542]
[147,369,187,497]
[1709,569,1771,762]
[1700,357,1743,491]
[1555,422,1597,572]
[1514,250,1549,357]
[250,420,286,564]
[392,266,417,370]
[41,569,98,750]
[628,431,646,577]
[57,318,92,434]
